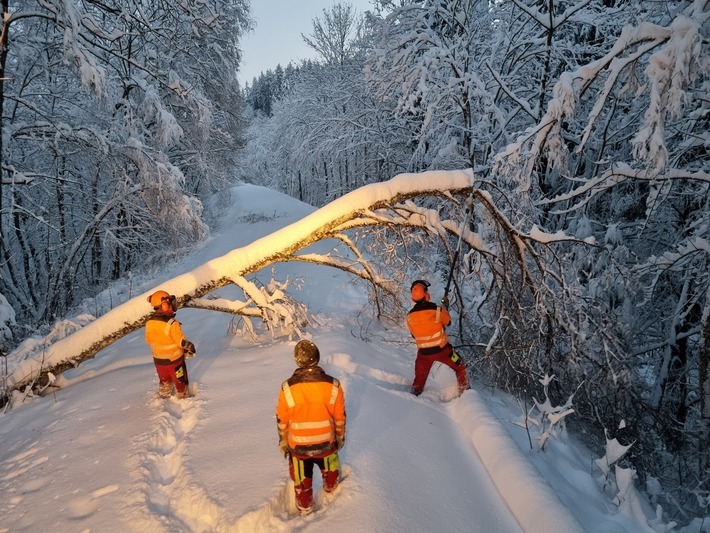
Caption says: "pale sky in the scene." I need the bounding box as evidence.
[238,0,375,86]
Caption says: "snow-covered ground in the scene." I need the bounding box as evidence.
[0,184,680,532]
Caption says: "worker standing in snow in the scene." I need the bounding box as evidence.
[406,280,469,397]
[144,290,196,399]
[276,340,346,515]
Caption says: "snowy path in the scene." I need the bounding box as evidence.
[326,350,526,533]
[100,331,529,533]
[130,391,237,532]
[0,302,590,532]
[0,327,589,533]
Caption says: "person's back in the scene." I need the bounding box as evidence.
[279,365,344,458]
[406,280,469,396]
[145,313,184,362]
[407,298,451,354]
[144,290,195,398]
[276,340,346,515]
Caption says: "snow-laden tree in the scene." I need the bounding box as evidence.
[239,3,412,206]
[302,2,365,67]
[494,0,709,517]
[366,0,502,170]
[1,0,251,330]
[365,0,638,197]
[0,292,16,350]
[251,60,412,206]
[245,64,292,117]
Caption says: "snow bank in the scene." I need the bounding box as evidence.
[452,390,587,533]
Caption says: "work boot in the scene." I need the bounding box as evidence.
[458,379,470,396]
[159,382,174,398]
[175,384,191,399]
[322,469,340,493]
[294,478,314,515]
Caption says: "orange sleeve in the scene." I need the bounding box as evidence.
[276,389,290,423]
[441,306,451,327]
[275,387,291,439]
[169,320,187,345]
[331,385,346,437]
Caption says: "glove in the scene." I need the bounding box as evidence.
[182,340,196,356]
[279,439,289,457]
[336,434,345,450]
[441,296,449,310]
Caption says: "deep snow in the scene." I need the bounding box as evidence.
[0,184,678,532]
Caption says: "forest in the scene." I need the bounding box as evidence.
[1,0,708,528]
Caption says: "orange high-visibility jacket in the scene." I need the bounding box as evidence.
[276,367,346,458]
[145,313,188,365]
[406,300,451,355]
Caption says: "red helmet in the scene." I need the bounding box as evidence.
[410,280,430,302]
[147,290,176,312]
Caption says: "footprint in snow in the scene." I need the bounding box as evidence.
[132,387,236,532]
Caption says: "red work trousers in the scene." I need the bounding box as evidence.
[412,344,468,395]
[288,451,340,513]
[154,359,189,396]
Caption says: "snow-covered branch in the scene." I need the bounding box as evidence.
[511,0,594,31]
[538,163,710,213]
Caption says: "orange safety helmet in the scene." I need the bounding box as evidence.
[147,290,176,312]
[410,280,430,302]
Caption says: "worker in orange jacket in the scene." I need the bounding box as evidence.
[276,340,346,515]
[145,290,196,399]
[406,280,469,396]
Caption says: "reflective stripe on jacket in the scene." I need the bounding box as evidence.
[406,300,451,354]
[145,313,187,364]
[276,366,346,458]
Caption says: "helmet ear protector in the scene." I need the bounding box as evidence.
[164,295,177,312]
[410,280,431,302]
